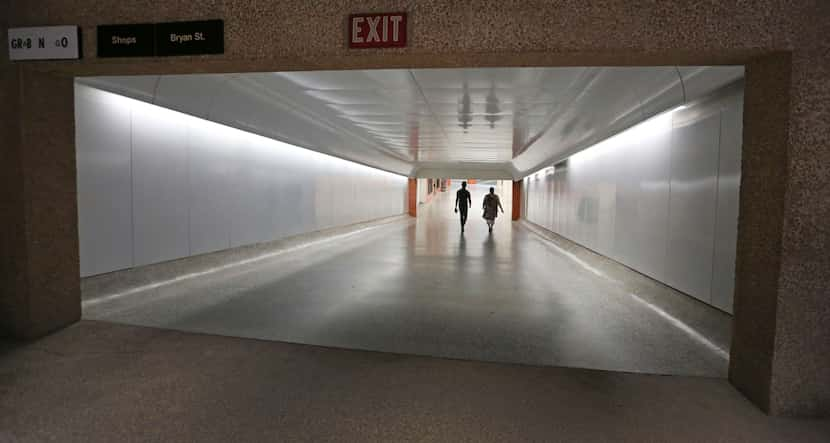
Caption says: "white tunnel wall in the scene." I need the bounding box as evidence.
[75,83,408,277]
[524,85,743,313]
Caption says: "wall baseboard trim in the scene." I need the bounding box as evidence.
[519,219,733,353]
[81,214,411,305]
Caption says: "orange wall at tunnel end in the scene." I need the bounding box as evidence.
[512,180,522,221]
[408,178,417,217]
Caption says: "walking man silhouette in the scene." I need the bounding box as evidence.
[455,181,472,233]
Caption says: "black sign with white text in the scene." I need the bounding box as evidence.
[97,24,155,57]
[97,20,223,58]
[156,20,223,56]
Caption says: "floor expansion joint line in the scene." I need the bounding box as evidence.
[626,292,730,360]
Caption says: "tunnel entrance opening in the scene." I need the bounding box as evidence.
[73,67,742,379]
[3,2,825,419]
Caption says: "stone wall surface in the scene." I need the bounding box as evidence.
[769,6,830,415]
[0,0,814,73]
[1,0,828,416]
[0,48,30,336]
[17,70,81,338]
[729,54,792,415]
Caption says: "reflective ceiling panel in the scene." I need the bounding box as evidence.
[78,66,743,179]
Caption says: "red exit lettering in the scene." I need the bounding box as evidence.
[349,12,407,48]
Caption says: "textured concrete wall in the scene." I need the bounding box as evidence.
[3,0,828,416]
[2,1,81,336]
[17,70,83,338]
[730,55,792,413]
[770,43,830,417]
[2,1,816,73]
[0,30,30,336]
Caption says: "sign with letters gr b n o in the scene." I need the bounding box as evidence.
[349,13,407,48]
[8,26,81,61]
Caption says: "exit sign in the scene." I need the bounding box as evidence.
[349,12,407,48]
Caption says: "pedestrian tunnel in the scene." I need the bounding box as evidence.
[75,66,743,377]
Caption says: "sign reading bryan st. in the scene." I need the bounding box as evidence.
[156,20,224,56]
[349,13,407,48]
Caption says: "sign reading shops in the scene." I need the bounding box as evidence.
[97,20,223,58]
[8,26,81,61]
[97,24,154,57]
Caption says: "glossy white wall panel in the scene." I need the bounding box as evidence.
[633,122,672,281]
[397,176,407,213]
[225,135,248,249]
[131,101,191,267]
[330,161,350,224]
[417,179,427,204]
[528,177,537,220]
[75,84,408,276]
[272,143,307,239]
[524,87,743,312]
[314,159,335,231]
[234,135,277,245]
[665,110,721,302]
[711,94,743,314]
[613,137,642,266]
[74,85,134,277]
[580,162,594,248]
[261,137,284,241]
[526,172,547,229]
[262,138,285,242]
[557,171,571,239]
[599,143,620,257]
[547,170,557,234]
[549,173,558,232]
[187,121,235,255]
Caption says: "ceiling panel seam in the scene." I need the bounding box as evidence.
[407,69,451,154]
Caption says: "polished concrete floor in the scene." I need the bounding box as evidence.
[84,184,732,377]
[2,321,829,443]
